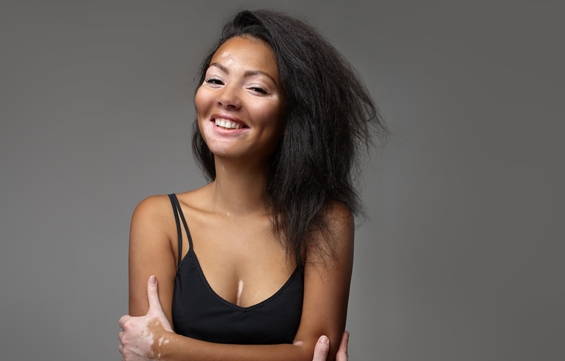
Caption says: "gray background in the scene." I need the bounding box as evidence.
[1,0,563,360]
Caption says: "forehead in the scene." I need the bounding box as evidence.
[210,36,279,79]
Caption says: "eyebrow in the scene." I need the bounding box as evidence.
[209,62,278,86]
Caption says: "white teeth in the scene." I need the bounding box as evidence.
[214,118,242,129]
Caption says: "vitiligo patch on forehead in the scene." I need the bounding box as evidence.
[219,51,235,65]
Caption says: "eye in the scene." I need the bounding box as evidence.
[205,77,224,85]
[249,86,268,94]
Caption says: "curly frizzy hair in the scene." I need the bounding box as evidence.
[192,10,388,268]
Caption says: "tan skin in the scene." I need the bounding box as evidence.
[118,36,353,361]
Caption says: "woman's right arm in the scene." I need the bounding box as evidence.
[128,195,177,322]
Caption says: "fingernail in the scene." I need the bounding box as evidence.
[319,335,329,344]
[149,275,156,284]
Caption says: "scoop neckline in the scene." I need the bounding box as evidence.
[178,250,299,312]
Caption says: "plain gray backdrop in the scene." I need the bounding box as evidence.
[1,1,563,360]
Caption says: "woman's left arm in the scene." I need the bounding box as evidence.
[119,204,354,361]
[293,203,354,360]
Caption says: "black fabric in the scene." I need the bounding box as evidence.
[168,194,304,344]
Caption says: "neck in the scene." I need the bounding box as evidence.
[207,157,270,216]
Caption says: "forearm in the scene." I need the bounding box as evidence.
[157,332,314,361]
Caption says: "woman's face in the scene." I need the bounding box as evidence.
[195,36,284,165]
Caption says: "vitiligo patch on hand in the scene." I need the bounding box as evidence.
[146,318,171,359]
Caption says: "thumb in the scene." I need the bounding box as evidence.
[147,275,163,312]
[336,331,349,361]
[312,335,330,361]
[146,275,173,332]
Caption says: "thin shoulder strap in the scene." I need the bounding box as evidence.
[167,194,193,266]
[168,194,183,266]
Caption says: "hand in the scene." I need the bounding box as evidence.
[118,276,173,361]
[312,331,349,361]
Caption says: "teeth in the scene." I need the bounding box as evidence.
[215,118,242,129]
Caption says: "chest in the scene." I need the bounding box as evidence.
[175,213,295,308]
[172,251,304,344]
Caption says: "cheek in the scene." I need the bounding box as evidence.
[251,101,283,127]
[195,88,211,143]
[194,86,210,116]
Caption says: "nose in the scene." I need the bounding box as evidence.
[217,83,242,109]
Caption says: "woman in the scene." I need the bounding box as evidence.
[119,9,385,361]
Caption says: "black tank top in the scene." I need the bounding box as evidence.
[168,194,304,344]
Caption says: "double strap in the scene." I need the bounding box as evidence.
[168,194,193,267]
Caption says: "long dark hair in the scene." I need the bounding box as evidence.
[192,10,388,268]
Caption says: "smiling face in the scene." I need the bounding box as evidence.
[195,36,284,167]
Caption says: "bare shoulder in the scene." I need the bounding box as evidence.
[129,194,185,253]
[130,194,175,233]
[130,187,211,240]
[323,202,354,248]
[133,194,174,217]
[325,202,354,232]
[307,202,354,266]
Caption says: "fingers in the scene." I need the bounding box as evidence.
[146,275,162,311]
[312,335,330,361]
[336,331,349,361]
